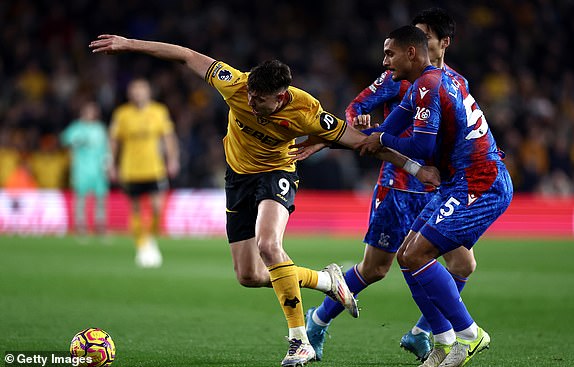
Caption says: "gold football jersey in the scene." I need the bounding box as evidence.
[110,102,173,182]
[206,61,347,174]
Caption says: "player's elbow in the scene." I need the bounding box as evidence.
[409,142,434,160]
[182,49,216,78]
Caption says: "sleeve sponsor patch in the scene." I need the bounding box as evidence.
[373,71,387,87]
[210,63,223,78]
[319,112,339,131]
[414,106,430,120]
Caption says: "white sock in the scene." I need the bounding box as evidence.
[312,309,330,326]
[289,326,309,343]
[456,322,478,341]
[434,329,456,346]
[315,270,331,292]
[411,326,430,336]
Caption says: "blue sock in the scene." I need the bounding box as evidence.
[402,267,452,334]
[449,271,468,294]
[413,260,474,332]
[413,271,469,332]
[316,265,368,324]
[414,315,432,333]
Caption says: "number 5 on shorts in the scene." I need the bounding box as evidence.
[435,197,460,224]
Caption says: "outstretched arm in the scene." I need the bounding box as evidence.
[89,35,215,79]
[337,126,440,187]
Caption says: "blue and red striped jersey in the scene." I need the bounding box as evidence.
[346,69,430,193]
[383,65,502,189]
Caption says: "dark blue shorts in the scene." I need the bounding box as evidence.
[413,162,513,254]
[363,185,432,252]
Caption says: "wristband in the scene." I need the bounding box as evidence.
[379,132,385,146]
[403,159,422,176]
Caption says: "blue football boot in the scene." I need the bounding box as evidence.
[305,307,329,361]
[400,330,433,361]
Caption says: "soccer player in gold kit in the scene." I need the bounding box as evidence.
[90,34,439,366]
[109,78,180,268]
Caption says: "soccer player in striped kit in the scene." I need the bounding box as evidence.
[358,25,513,367]
[304,8,478,363]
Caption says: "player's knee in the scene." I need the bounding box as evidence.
[396,250,408,268]
[447,257,477,278]
[397,253,416,269]
[395,242,410,266]
[396,248,424,270]
[235,272,269,288]
[397,243,412,268]
[257,240,282,264]
[359,262,391,283]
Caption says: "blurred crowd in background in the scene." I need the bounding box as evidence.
[1,0,573,194]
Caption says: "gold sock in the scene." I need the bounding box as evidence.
[130,213,145,248]
[268,260,305,328]
[296,266,319,289]
[151,211,160,237]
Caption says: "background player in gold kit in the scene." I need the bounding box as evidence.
[90,34,438,366]
[109,78,180,268]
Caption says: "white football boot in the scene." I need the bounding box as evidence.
[281,338,315,367]
[135,237,163,268]
[323,263,359,318]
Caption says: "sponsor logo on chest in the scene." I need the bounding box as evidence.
[235,118,282,146]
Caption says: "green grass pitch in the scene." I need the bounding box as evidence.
[1,235,573,366]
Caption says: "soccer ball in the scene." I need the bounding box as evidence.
[70,328,116,367]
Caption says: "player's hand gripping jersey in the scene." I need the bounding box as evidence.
[346,70,431,193]
[206,61,347,174]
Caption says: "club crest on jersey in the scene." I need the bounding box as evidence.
[414,106,430,120]
[217,69,232,81]
[319,112,338,131]
[257,117,272,125]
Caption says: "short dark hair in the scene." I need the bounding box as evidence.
[411,7,456,41]
[247,59,292,95]
[388,25,428,50]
